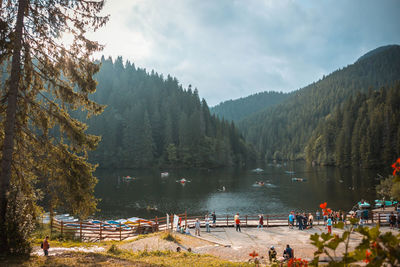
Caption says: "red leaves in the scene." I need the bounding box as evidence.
[320,202,332,216]
[288,257,309,267]
[364,250,372,263]
[392,158,400,176]
[249,250,258,258]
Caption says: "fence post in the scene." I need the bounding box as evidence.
[61,221,64,236]
[226,215,228,227]
[138,219,141,234]
[170,214,173,231]
[80,221,82,241]
[99,222,102,241]
[120,223,122,241]
[371,211,374,223]
[267,215,269,227]
[245,215,248,227]
[185,211,187,228]
[155,216,159,232]
[378,212,381,226]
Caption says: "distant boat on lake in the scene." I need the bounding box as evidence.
[122,175,135,181]
[252,168,264,173]
[292,177,307,182]
[161,172,169,177]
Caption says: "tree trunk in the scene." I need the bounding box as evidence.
[0,0,28,253]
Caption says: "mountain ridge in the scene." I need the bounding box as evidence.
[238,44,400,165]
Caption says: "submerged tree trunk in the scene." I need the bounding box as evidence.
[0,0,28,253]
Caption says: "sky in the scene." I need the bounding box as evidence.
[87,0,400,106]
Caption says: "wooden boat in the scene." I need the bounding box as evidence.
[252,168,264,173]
[161,172,169,177]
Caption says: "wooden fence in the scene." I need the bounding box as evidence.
[49,210,397,242]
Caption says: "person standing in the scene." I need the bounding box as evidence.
[316,210,321,223]
[288,212,294,229]
[389,212,396,229]
[298,213,303,230]
[258,214,264,229]
[234,213,241,232]
[327,216,332,234]
[205,214,210,233]
[195,218,201,236]
[42,236,50,256]
[212,211,217,228]
[302,212,308,229]
[308,213,314,228]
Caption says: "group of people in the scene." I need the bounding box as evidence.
[267,244,294,263]
[389,211,400,229]
[192,211,217,236]
[288,211,314,230]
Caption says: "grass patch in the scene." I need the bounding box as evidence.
[2,249,251,267]
[161,232,180,243]
[107,244,123,255]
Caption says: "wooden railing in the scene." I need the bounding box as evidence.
[49,210,396,241]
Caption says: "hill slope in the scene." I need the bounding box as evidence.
[211,91,289,122]
[239,45,400,165]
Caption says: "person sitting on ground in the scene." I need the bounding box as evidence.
[283,244,293,260]
[268,245,277,262]
[185,225,190,234]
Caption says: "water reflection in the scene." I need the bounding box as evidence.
[94,162,381,219]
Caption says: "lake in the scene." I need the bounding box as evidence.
[94,162,384,220]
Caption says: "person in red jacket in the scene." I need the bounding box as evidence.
[234,213,241,232]
[42,236,50,256]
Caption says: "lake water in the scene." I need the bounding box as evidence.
[94,162,384,220]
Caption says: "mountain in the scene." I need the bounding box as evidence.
[81,56,256,169]
[357,44,399,62]
[211,91,289,122]
[238,45,400,166]
[305,83,400,168]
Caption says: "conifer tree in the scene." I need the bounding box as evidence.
[0,0,108,254]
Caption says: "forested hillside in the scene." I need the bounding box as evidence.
[211,91,289,122]
[305,84,400,168]
[239,45,400,165]
[82,57,256,169]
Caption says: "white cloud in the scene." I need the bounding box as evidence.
[85,0,400,106]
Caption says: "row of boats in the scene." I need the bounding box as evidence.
[52,214,154,230]
[357,200,398,209]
